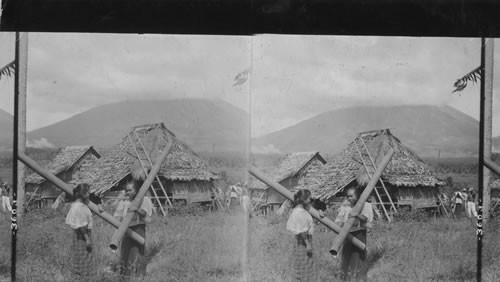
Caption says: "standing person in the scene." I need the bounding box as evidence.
[114,181,154,277]
[451,190,465,217]
[241,188,252,219]
[1,183,12,214]
[466,188,478,219]
[65,183,94,278]
[286,189,317,282]
[229,185,239,211]
[334,187,373,282]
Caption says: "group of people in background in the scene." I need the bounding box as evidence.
[451,187,478,219]
[287,187,372,282]
[64,181,153,279]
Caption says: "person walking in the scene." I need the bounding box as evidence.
[334,186,373,282]
[286,189,318,282]
[65,183,94,278]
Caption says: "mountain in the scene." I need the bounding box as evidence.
[0,108,13,151]
[253,105,485,158]
[494,136,500,151]
[26,99,249,153]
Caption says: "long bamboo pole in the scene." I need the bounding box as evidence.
[248,165,366,251]
[329,148,395,255]
[109,141,173,250]
[17,151,145,245]
[484,157,500,177]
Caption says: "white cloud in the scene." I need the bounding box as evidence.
[251,144,281,154]
[27,138,56,149]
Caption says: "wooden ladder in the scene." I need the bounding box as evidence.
[127,128,172,217]
[353,136,398,222]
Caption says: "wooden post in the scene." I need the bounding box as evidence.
[329,148,395,255]
[17,151,145,245]
[249,165,366,251]
[16,32,28,218]
[109,142,172,250]
[483,38,494,224]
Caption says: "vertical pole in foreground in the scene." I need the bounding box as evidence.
[477,37,486,282]
[11,32,22,282]
[483,38,494,224]
[17,32,27,218]
[241,37,253,282]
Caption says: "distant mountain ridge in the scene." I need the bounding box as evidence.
[253,105,494,158]
[23,99,249,153]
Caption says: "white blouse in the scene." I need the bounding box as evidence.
[286,206,314,235]
[114,196,154,225]
[65,200,93,230]
[335,201,373,229]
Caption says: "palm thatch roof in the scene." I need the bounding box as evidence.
[250,152,327,190]
[78,123,219,195]
[26,146,100,185]
[299,129,446,201]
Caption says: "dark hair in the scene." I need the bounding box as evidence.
[293,189,312,207]
[73,183,90,201]
[126,181,139,192]
[346,186,362,199]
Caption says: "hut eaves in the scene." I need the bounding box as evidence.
[25,146,100,185]
[251,152,327,190]
[299,129,446,201]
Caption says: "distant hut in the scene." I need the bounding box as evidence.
[76,123,219,206]
[25,146,101,206]
[299,129,446,210]
[250,152,327,211]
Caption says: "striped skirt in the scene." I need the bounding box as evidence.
[292,235,317,282]
[71,229,94,277]
[120,224,147,277]
[340,229,367,281]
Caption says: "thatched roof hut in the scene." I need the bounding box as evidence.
[250,152,326,207]
[25,146,101,205]
[299,129,445,208]
[76,123,219,204]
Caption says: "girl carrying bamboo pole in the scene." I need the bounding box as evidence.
[286,189,318,282]
[65,183,94,278]
[334,186,373,281]
[114,181,154,277]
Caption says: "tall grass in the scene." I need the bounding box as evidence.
[5,207,245,282]
[2,207,500,281]
[248,213,500,282]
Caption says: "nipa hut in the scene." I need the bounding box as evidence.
[250,152,327,210]
[298,129,446,210]
[25,146,101,206]
[74,123,219,205]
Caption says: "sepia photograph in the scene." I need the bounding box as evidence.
[246,36,500,281]
[0,33,252,281]
[0,31,499,281]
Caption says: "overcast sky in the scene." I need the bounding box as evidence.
[0,33,499,136]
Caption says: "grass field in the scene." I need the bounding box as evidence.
[1,206,499,282]
[0,207,246,282]
[248,212,500,282]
